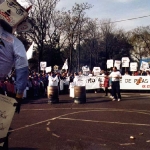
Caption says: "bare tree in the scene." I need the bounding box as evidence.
[128,26,150,62]
[60,3,92,72]
[21,0,60,71]
[82,18,101,69]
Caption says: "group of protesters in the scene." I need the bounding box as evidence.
[0,69,71,99]
[0,68,150,100]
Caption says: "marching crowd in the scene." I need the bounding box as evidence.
[0,68,150,100]
[0,70,72,99]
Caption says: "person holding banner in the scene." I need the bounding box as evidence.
[109,67,122,101]
[0,0,32,149]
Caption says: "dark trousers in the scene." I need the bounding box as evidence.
[0,87,5,95]
[105,87,109,96]
[111,81,121,99]
[0,136,8,150]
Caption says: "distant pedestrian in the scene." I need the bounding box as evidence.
[104,72,109,96]
[109,67,122,101]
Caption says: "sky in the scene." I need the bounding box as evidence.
[18,0,150,31]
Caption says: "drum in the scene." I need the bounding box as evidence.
[74,86,86,104]
[47,86,59,103]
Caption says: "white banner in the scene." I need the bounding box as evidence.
[62,59,68,70]
[0,95,16,146]
[70,76,150,90]
[26,42,34,60]
[73,76,104,90]
[86,76,103,89]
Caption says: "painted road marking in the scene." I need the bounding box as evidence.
[9,108,150,132]
[46,127,50,131]
[140,94,150,95]
[120,143,135,146]
[47,122,50,126]
[58,117,150,127]
[52,133,60,138]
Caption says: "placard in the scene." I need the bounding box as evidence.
[40,62,47,71]
[0,94,16,146]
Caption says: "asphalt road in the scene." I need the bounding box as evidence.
[8,91,150,150]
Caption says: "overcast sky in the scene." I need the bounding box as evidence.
[18,0,150,31]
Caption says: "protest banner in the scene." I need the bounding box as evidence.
[0,94,16,147]
[70,76,150,92]
[120,76,150,90]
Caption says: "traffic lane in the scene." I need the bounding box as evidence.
[10,108,79,130]
[10,92,150,136]
[21,92,150,111]
[9,92,150,149]
[50,117,150,149]
[9,108,150,150]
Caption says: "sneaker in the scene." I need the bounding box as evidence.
[109,96,114,99]
[112,98,116,101]
[118,99,121,101]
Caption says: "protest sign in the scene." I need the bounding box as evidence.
[107,59,113,69]
[40,62,47,71]
[130,62,138,71]
[0,94,16,146]
[140,61,149,71]
[45,66,52,73]
[93,67,101,76]
[114,60,121,70]
[122,57,130,67]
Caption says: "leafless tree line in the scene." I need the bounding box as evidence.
[19,0,150,72]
